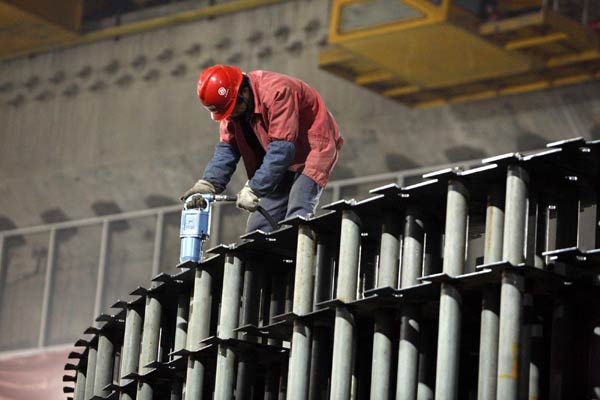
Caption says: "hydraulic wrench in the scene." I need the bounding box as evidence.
[179,194,278,263]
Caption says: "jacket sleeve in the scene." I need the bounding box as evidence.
[202,142,241,194]
[248,140,296,196]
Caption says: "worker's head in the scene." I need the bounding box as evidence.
[196,64,245,121]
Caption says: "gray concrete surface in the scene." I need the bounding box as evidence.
[0,0,599,230]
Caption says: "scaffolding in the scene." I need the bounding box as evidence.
[63,137,600,399]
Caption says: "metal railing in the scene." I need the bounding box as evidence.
[61,137,600,400]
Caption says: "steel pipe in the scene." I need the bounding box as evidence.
[497,164,528,399]
[185,267,214,400]
[137,285,163,400]
[83,344,97,400]
[330,209,361,399]
[214,253,244,400]
[435,179,468,400]
[94,333,114,397]
[169,293,189,400]
[478,186,503,400]
[287,224,317,400]
[119,305,143,400]
[73,368,86,400]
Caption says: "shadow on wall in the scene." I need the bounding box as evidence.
[444,145,488,163]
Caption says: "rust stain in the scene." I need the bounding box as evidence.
[498,343,518,379]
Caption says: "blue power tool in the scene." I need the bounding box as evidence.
[179,194,235,264]
[179,193,279,264]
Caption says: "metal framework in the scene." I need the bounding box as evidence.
[44,138,600,398]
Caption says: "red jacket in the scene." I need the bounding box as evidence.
[219,70,343,188]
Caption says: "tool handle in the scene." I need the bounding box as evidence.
[213,194,237,202]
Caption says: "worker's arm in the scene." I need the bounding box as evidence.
[202,142,241,193]
[247,140,295,196]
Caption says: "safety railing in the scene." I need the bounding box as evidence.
[0,161,468,353]
[61,137,600,400]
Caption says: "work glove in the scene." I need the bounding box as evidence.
[236,182,260,212]
[181,179,216,208]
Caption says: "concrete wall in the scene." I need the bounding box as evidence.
[1,0,600,230]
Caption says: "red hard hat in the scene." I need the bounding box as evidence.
[196,64,243,121]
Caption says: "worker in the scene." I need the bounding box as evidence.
[181,64,343,232]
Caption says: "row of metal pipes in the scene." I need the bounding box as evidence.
[65,153,598,400]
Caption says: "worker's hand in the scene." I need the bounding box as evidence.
[181,179,216,200]
[181,179,216,208]
[236,183,260,212]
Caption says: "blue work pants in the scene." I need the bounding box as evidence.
[246,172,323,233]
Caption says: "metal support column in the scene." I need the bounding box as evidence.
[478,185,503,400]
[84,344,98,400]
[119,305,143,400]
[94,333,114,397]
[236,262,260,398]
[497,164,528,400]
[185,266,214,400]
[330,209,361,400]
[214,253,244,400]
[370,215,400,399]
[397,206,424,400]
[74,368,86,400]
[137,283,163,400]
[435,179,468,400]
[287,224,316,400]
[170,293,189,400]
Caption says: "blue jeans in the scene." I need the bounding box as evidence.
[246,172,323,232]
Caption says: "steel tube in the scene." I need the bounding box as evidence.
[370,312,393,399]
[330,210,361,399]
[119,306,143,400]
[435,179,468,400]
[378,215,401,288]
[185,267,214,400]
[308,326,329,400]
[287,224,316,400]
[477,287,500,400]
[137,285,163,400]
[370,215,400,399]
[214,253,243,400]
[417,321,434,400]
[331,306,356,400]
[83,345,97,400]
[397,207,424,400]
[497,164,528,399]
[94,334,114,397]
[503,165,528,264]
[236,262,260,398]
[169,294,188,400]
[496,272,524,399]
[477,186,503,400]
[74,368,86,400]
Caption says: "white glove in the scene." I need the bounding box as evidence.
[236,182,260,212]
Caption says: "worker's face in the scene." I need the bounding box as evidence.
[229,87,250,119]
